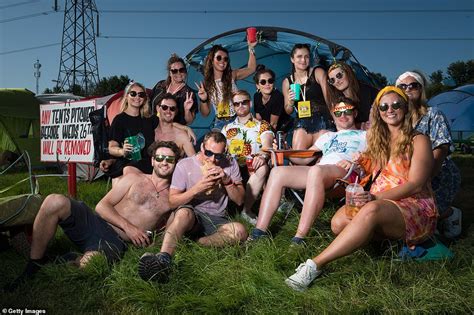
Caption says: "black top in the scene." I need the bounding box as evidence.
[286,67,331,123]
[253,89,292,132]
[109,112,159,174]
[150,80,198,125]
[356,82,379,123]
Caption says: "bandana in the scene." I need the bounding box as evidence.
[374,86,408,106]
[332,101,355,112]
[395,71,424,88]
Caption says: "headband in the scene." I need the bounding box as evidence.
[328,63,342,73]
[374,86,408,106]
[333,101,355,112]
[395,71,424,88]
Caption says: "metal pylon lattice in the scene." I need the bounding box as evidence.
[56,0,99,95]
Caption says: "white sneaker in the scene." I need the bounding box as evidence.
[241,211,257,226]
[443,207,462,239]
[285,259,322,291]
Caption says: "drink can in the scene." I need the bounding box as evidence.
[276,131,284,150]
[125,135,142,161]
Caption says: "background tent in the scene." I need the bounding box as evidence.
[0,89,41,167]
[185,26,381,138]
[428,84,474,152]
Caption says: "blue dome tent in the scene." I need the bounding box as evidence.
[428,84,474,152]
[184,26,381,136]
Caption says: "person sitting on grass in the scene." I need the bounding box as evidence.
[285,86,438,291]
[249,97,367,244]
[221,89,274,225]
[4,141,180,292]
[154,93,196,157]
[138,131,247,282]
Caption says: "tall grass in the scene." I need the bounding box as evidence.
[0,156,473,313]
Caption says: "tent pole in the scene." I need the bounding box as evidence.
[68,163,77,198]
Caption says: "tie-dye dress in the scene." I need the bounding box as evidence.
[370,154,438,246]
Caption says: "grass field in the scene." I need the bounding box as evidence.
[0,156,473,314]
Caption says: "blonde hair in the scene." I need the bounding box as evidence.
[362,87,415,171]
[395,70,429,127]
[120,82,151,118]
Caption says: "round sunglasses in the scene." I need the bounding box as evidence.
[215,55,229,62]
[258,78,275,85]
[129,91,147,98]
[328,71,344,85]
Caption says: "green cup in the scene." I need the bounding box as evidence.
[125,135,142,161]
[290,83,301,101]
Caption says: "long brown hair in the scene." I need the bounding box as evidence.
[327,62,360,111]
[203,45,233,105]
[362,86,415,171]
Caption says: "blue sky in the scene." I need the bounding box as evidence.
[1,0,473,94]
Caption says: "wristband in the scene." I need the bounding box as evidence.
[248,47,255,55]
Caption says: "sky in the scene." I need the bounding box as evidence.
[1,0,473,94]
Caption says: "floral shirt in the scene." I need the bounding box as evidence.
[222,115,273,165]
[415,107,454,153]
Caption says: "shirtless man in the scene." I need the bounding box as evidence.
[155,93,196,157]
[4,141,180,292]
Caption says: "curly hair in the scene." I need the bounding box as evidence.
[165,54,186,86]
[362,86,415,171]
[147,140,181,160]
[203,45,233,106]
[120,82,151,118]
[327,62,360,111]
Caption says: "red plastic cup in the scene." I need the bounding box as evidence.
[247,27,257,43]
[246,156,255,174]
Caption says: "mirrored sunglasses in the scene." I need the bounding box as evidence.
[170,67,186,74]
[379,101,403,112]
[259,78,275,85]
[333,109,354,117]
[129,91,147,98]
[154,154,176,163]
[397,82,421,91]
[328,71,344,85]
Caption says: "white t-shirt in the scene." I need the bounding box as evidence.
[315,129,367,165]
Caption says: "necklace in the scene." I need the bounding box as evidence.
[148,176,170,198]
[167,83,184,95]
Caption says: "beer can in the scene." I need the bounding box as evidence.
[276,131,284,150]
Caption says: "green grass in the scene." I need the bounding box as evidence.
[0,156,473,314]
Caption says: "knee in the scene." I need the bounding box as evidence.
[222,222,248,242]
[309,165,323,177]
[41,194,70,216]
[357,202,383,223]
[331,216,348,236]
[171,207,195,226]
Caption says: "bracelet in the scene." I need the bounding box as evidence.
[248,47,255,55]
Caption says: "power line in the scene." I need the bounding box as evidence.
[0,43,60,55]
[100,9,474,14]
[0,0,38,10]
[0,10,56,23]
[100,35,207,40]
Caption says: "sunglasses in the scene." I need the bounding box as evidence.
[160,104,177,112]
[259,78,275,85]
[333,109,354,117]
[397,82,421,91]
[379,101,403,112]
[154,154,176,164]
[215,55,229,62]
[328,71,344,85]
[204,149,226,161]
[170,67,186,74]
[233,100,250,107]
[129,91,147,98]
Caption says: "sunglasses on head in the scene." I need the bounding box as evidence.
[379,101,403,112]
[215,55,229,62]
[259,78,275,85]
[204,149,226,161]
[129,91,147,98]
[160,104,177,112]
[233,100,250,107]
[328,71,344,85]
[397,82,421,91]
[170,67,186,74]
[333,109,354,117]
[154,154,176,164]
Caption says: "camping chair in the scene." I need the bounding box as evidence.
[265,149,359,219]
